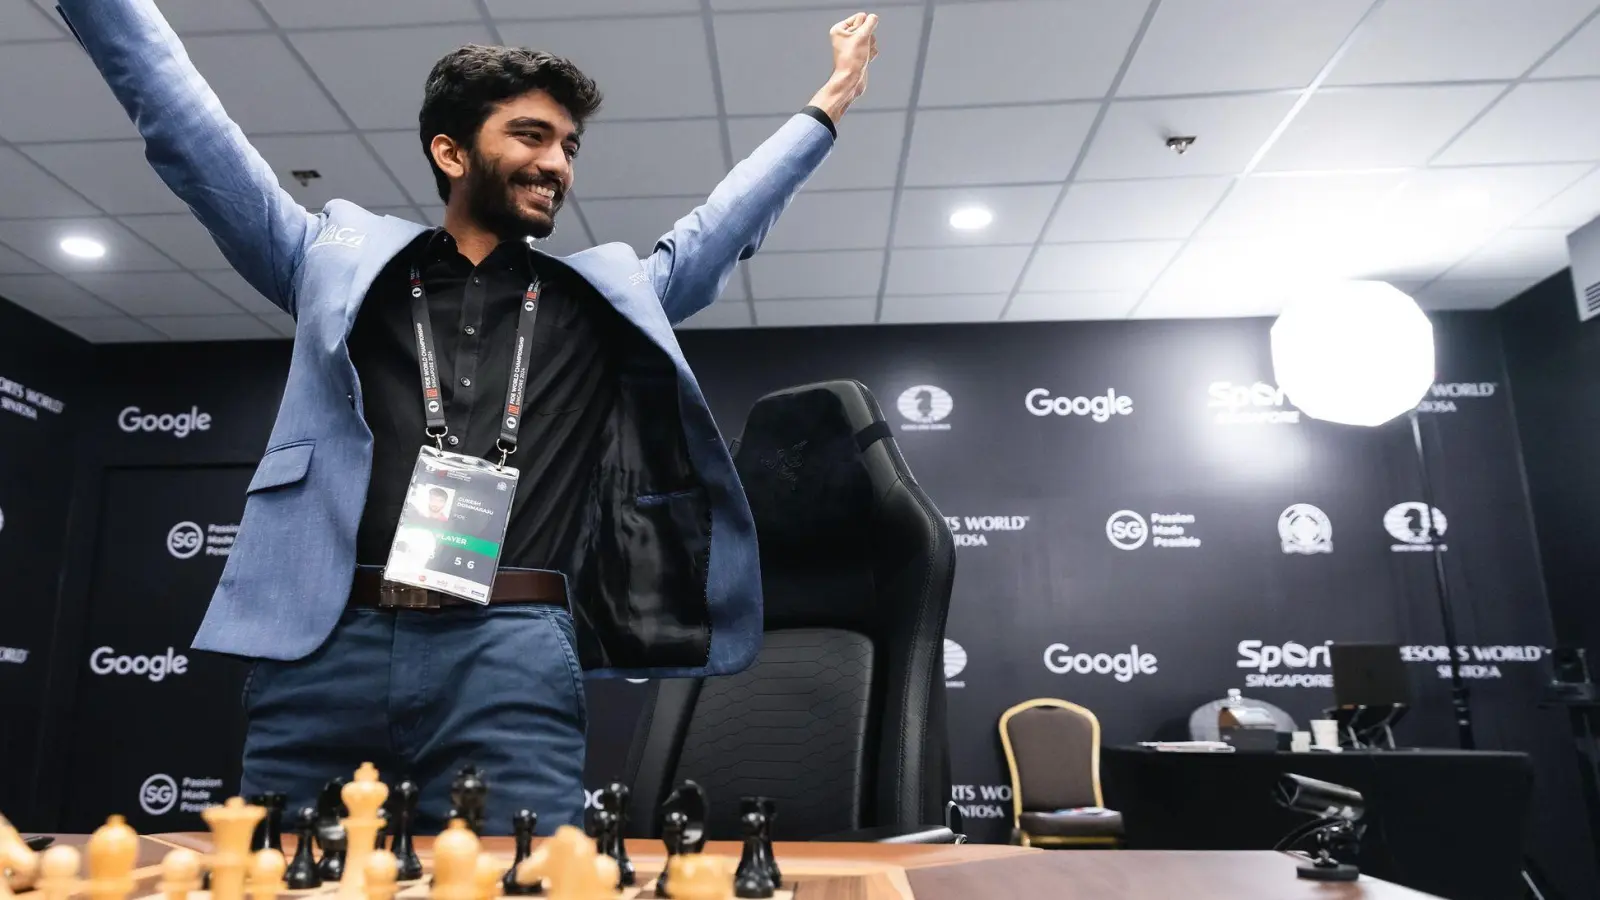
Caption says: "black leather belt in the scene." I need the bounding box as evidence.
[349,569,567,610]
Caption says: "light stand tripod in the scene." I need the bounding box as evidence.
[1407,409,1474,750]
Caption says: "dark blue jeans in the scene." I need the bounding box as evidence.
[239,604,586,835]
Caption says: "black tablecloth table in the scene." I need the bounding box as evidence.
[1101,747,1531,900]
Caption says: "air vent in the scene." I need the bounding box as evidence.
[1568,215,1600,322]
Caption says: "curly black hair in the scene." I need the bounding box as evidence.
[419,45,602,203]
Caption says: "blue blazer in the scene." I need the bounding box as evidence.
[58,0,833,678]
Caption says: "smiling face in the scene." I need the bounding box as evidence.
[453,89,580,240]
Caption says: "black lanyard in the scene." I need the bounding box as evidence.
[408,262,540,465]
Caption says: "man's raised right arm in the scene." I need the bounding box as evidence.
[56,0,318,315]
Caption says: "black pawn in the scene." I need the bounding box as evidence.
[741,797,780,888]
[390,781,423,881]
[599,783,635,887]
[503,809,540,896]
[284,807,322,890]
[315,777,349,882]
[655,810,689,899]
[249,792,286,853]
[449,766,488,835]
[733,811,775,898]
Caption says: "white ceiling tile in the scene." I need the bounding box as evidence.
[1388,164,1591,236]
[1329,0,1597,85]
[250,134,408,208]
[886,245,1031,294]
[893,185,1057,247]
[421,206,447,226]
[497,17,717,121]
[0,41,141,142]
[1119,0,1372,96]
[714,7,922,114]
[1079,94,1298,180]
[20,141,187,215]
[880,293,1007,323]
[1536,10,1600,77]
[195,269,280,315]
[1005,291,1143,321]
[259,0,481,28]
[754,298,877,327]
[531,217,595,257]
[573,119,728,198]
[1151,232,1469,295]
[1020,241,1182,292]
[366,131,440,206]
[712,0,919,8]
[71,271,233,316]
[119,214,229,270]
[0,218,175,273]
[760,190,892,252]
[183,34,348,134]
[4,0,63,40]
[1412,277,1538,310]
[749,249,883,298]
[0,273,119,317]
[905,103,1096,186]
[1200,171,1409,240]
[729,111,907,191]
[1519,165,1600,227]
[1258,84,1504,172]
[368,206,424,221]
[0,241,45,274]
[490,0,700,16]
[1133,279,1294,319]
[675,299,753,330]
[1048,178,1230,242]
[1445,228,1572,279]
[135,0,267,31]
[1435,81,1600,165]
[258,309,297,337]
[288,24,493,130]
[0,147,98,219]
[145,314,279,341]
[919,0,1147,106]
[52,316,166,343]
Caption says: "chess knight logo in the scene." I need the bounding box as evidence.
[1384,502,1448,553]
[759,440,808,490]
[943,639,967,688]
[140,774,178,816]
[1278,504,1332,554]
[896,385,953,431]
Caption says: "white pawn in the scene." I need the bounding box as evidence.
[159,849,203,900]
[37,845,81,900]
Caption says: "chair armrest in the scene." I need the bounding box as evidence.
[811,825,959,844]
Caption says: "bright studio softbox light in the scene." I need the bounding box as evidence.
[1271,281,1435,427]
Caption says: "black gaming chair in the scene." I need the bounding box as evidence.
[622,380,958,843]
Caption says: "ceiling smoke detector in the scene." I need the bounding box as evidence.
[290,169,321,187]
[1165,136,1197,155]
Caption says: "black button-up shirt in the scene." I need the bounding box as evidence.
[348,229,621,572]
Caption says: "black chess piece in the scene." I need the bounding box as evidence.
[655,810,689,899]
[448,766,488,835]
[733,811,776,899]
[598,783,635,887]
[248,792,286,853]
[284,807,322,890]
[663,781,708,853]
[502,809,540,896]
[314,776,349,882]
[740,797,781,888]
[390,780,423,881]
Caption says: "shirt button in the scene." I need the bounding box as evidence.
[460,377,472,387]
[472,276,482,285]
[464,325,476,335]
[447,435,460,447]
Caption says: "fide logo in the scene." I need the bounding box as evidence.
[943,639,967,688]
[167,521,204,559]
[139,774,178,816]
[1384,502,1448,553]
[1278,504,1332,555]
[896,385,953,431]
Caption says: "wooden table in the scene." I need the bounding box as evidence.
[17,833,1445,899]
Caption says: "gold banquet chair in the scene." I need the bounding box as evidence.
[999,698,1124,848]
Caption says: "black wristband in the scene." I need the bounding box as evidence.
[800,105,837,139]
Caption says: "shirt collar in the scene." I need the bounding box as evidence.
[420,228,538,274]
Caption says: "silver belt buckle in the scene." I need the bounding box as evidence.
[379,583,439,609]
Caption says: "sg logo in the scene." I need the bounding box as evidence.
[140,774,178,815]
[1105,510,1148,551]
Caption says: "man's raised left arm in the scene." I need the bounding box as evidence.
[643,13,879,325]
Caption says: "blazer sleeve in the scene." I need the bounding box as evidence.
[641,113,834,326]
[55,0,318,316]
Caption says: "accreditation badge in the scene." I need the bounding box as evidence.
[382,445,518,604]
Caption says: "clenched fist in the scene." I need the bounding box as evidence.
[809,12,880,125]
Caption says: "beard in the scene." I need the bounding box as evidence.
[462,147,561,241]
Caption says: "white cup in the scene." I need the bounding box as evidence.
[1290,731,1312,753]
[1310,719,1340,750]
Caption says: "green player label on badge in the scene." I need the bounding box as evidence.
[383,445,518,604]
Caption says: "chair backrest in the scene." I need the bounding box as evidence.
[624,380,956,840]
[1187,697,1298,741]
[1000,699,1103,815]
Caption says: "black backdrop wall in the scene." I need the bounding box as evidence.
[0,303,87,820]
[8,310,1597,899]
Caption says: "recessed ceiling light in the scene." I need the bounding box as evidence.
[60,236,106,259]
[948,206,994,231]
